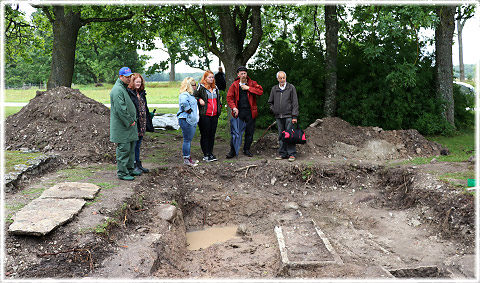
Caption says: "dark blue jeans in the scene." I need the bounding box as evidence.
[276,117,297,157]
[134,135,143,163]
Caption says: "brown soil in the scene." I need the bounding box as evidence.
[3,88,476,280]
[5,87,115,164]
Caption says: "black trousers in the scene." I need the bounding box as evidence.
[230,110,255,152]
[198,115,218,156]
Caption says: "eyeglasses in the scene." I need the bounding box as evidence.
[191,84,197,87]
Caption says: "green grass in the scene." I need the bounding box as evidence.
[4,150,44,173]
[392,130,475,165]
[57,167,95,182]
[3,107,23,117]
[21,187,47,196]
[4,83,181,104]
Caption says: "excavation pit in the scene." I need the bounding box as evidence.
[5,160,475,279]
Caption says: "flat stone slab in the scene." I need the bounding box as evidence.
[8,198,86,236]
[40,182,100,200]
[275,219,343,267]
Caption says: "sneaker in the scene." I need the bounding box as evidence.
[209,154,218,161]
[288,156,296,162]
[203,156,209,161]
[184,157,198,167]
[275,156,288,160]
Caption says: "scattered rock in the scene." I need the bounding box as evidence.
[153,204,178,223]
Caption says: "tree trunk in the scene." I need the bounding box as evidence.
[324,5,339,117]
[169,55,175,82]
[435,6,456,128]
[215,6,262,89]
[47,7,82,90]
[456,18,465,81]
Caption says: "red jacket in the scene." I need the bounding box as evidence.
[226,76,263,119]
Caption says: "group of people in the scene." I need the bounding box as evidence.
[177,65,299,167]
[109,65,299,179]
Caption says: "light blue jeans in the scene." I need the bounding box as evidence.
[179,118,197,157]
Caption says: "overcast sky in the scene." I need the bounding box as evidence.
[17,2,480,73]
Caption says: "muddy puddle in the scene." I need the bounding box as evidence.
[186,225,240,250]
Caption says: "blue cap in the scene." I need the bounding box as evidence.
[119,67,133,76]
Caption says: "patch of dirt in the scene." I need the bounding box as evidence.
[3,90,475,280]
[288,117,447,160]
[4,87,115,163]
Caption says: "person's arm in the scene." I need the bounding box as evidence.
[226,83,238,117]
[112,90,135,127]
[246,79,263,96]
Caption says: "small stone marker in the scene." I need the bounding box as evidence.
[9,182,100,236]
[8,198,86,236]
[40,182,100,200]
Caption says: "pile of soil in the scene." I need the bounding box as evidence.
[5,87,114,163]
[298,117,446,160]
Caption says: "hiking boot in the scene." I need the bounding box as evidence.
[209,154,218,161]
[275,155,288,160]
[226,151,235,159]
[137,161,149,173]
[288,156,296,162]
[130,168,142,176]
[119,175,135,181]
[243,150,253,157]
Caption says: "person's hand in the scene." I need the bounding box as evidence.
[292,119,297,124]
[199,98,205,106]
[232,108,239,117]
[240,84,250,91]
[131,121,136,126]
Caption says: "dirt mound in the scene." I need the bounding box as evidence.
[5,87,115,163]
[298,117,445,160]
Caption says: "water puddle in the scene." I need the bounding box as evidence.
[186,225,239,250]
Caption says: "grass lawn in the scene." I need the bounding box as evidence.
[3,107,23,117]
[4,82,181,104]
[392,129,475,165]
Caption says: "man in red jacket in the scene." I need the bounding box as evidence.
[226,66,263,158]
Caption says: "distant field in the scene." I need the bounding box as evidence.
[4,82,182,104]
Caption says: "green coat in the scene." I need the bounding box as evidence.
[109,78,138,143]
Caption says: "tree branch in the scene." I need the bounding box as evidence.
[81,12,134,26]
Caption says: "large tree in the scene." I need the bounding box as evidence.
[183,6,263,87]
[435,5,456,127]
[324,5,339,117]
[33,5,135,89]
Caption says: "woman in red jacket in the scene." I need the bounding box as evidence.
[194,70,222,162]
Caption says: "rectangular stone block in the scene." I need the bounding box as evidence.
[8,198,86,236]
[40,182,100,200]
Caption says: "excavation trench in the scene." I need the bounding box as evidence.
[88,161,474,279]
